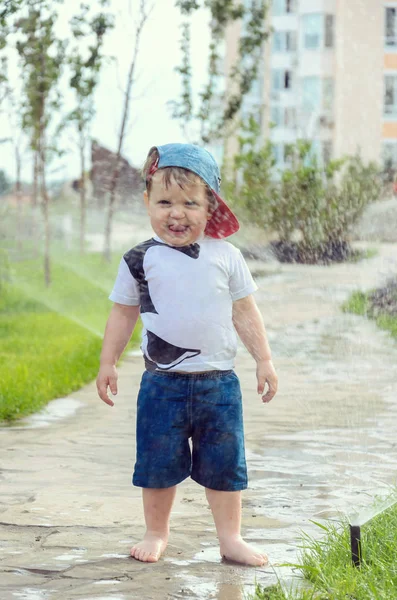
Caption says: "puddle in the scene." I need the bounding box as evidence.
[55,548,87,561]
[2,398,84,429]
[192,546,221,563]
[79,597,127,600]
[12,590,56,600]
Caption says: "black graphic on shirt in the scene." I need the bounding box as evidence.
[123,238,201,370]
[145,330,200,370]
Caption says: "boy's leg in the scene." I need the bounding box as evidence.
[130,486,177,562]
[205,488,268,567]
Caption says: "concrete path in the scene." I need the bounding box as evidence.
[1,243,397,600]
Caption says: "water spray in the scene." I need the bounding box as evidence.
[349,492,397,568]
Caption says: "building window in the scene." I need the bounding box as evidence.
[383,141,397,170]
[302,77,322,110]
[302,14,335,50]
[272,0,296,16]
[270,106,297,128]
[271,106,282,126]
[272,31,297,53]
[385,75,397,117]
[302,77,334,113]
[272,69,293,91]
[386,7,397,47]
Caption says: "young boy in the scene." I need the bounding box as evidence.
[96,143,278,567]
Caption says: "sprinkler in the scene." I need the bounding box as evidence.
[349,524,361,567]
[348,492,397,568]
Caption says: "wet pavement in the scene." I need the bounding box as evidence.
[1,242,397,600]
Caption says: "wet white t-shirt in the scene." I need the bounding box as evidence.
[109,235,257,372]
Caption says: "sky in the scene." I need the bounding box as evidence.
[0,0,211,182]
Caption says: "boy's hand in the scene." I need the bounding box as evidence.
[96,364,118,407]
[256,360,278,404]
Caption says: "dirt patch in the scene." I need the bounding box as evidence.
[369,278,397,317]
[241,240,359,265]
[269,239,357,265]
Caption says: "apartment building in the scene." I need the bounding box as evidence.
[225,0,397,172]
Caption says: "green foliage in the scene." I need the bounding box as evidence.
[0,0,23,28]
[225,126,381,255]
[228,116,276,229]
[16,4,66,151]
[69,6,114,105]
[172,0,269,144]
[342,291,369,315]
[170,22,193,123]
[324,156,381,245]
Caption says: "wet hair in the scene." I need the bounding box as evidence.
[142,147,218,212]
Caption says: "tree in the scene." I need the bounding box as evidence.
[0,169,11,195]
[103,0,153,262]
[68,2,114,255]
[0,0,24,27]
[227,116,276,229]
[0,63,28,252]
[171,0,269,145]
[16,0,66,286]
[226,131,382,263]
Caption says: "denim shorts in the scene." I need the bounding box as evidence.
[132,369,248,491]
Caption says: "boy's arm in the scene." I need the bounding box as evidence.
[96,303,140,407]
[232,294,278,403]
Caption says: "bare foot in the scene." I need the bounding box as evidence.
[130,533,168,563]
[219,535,268,567]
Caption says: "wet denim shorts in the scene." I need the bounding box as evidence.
[132,369,248,491]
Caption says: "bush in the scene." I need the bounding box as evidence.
[224,117,277,230]
[224,124,381,263]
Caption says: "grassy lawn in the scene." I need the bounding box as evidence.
[0,252,140,422]
[252,498,397,599]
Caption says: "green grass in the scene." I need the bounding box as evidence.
[342,291,369,316]
[0,252,140,422]
[252,498,397,600]
[349,247,378,263]
[10,252,123,335]
[342,290,397,341]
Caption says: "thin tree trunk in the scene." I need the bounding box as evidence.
[79,130,86,255]
[32,150,39,207]
[41,157,51,287]
[39,118,51,287]
[15,145,22,254]
[103,0,151,262]
[30,150,39,258]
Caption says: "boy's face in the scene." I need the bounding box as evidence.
[144,173,212,247]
